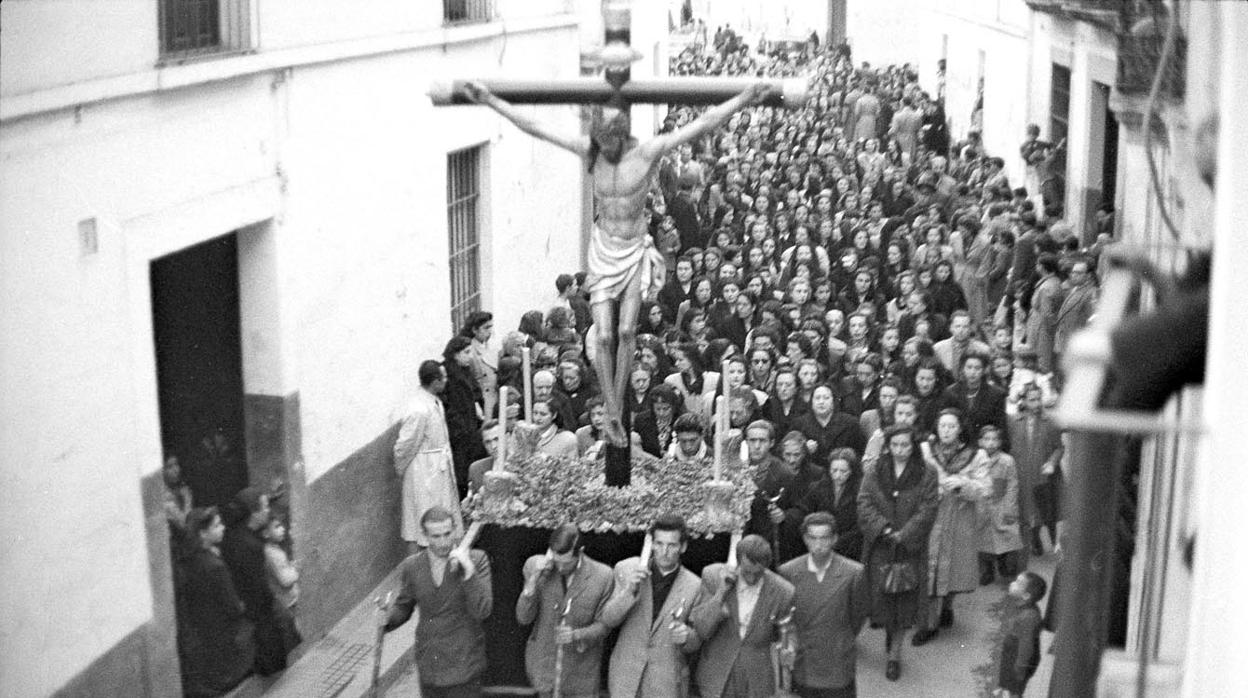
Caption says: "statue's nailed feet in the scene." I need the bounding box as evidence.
[604,416,629,448]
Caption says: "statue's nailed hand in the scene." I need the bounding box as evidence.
[462,80,492,105]
[744,82,777,105]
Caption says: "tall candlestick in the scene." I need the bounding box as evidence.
[712,395,725,482]
[494,386,509,471]
[521,347,533,422]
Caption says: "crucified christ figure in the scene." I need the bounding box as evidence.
[465,81,774,446]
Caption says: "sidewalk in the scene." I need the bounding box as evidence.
[229,565,417,698]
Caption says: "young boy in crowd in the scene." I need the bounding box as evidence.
[996,571,1047,697]
[262,515,302,652]
[976,425,1024,584]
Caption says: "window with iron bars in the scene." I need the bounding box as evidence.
[1050,63,1071,146]
[447,147,484,333]
[444,0,495,25]
[159,0,252,60]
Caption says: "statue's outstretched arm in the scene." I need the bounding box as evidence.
[641,83,776,159]
[463,81,590,157]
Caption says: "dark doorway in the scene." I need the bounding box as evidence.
[1102,100,1119,215]
[151,232,248,508]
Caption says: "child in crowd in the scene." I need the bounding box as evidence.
[262,515,302,652]
[975,425,1023,584]
[995,571,1047,697]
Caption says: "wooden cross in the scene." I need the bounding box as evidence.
[429,1,808,110]
[429,1,807,479]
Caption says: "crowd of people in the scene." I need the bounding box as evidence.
[394,34,1106,697]
[160,430,302,696]
[168,28,1105,698]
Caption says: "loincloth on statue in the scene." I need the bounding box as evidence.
[585,224,666,305]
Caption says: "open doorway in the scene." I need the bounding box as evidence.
[1101,94,1120,233]
[151,232,248,508]
[1087,81,1119,241]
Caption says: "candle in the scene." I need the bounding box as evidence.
[712,395,725,481]
[727,529,742,568]
[638,532,653,570]
[494,386,508,471]
[458,520,484,553]
[521,347,533,423]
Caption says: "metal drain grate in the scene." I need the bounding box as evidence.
[317,641,373,697]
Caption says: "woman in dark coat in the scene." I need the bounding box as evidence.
[857,424,940,682]
[928,259,969,319]
[177,507,254,697]
[801,447,864,561]
[443,336,487,494]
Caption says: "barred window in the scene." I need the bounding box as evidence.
[1050,63,1071,146]
[447,147,483,333]
[159,0,252,60]
[443,0,495,25]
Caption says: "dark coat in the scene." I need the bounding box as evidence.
[801,476,864,561]
[221,524,286,674]
[929,279,969,318]
[857,453,940,629]
[176,547,254,696]
[385,550,493,687]
[633,409,674,458]
[760,397,810,441]
[940,382,1009,449]
[443,362,487,495]
[747,459,809,565]
[837,379,880,419]
[777,554,869,690]
[670,191,703,254]
[658,279,694,319]
[442,361,484,441]
[794,412,866,465]
[898,310,950,343]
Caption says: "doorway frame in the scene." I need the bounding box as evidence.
[120,177,283,695]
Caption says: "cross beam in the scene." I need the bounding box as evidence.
[429,77,809,108]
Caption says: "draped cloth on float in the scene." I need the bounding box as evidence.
[585,225,666,305]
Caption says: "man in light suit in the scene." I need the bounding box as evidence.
[778,512,870,698]
[601,514,704,697]
[690,535,796,698]
[516,524,615,698]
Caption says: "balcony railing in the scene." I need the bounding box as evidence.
[444,0,496,26]
[159,0,252,61]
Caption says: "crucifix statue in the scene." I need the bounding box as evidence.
[430,1,807,462]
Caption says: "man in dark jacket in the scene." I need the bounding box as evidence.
[382,506,493,697]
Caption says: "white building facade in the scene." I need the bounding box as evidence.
[918,0,1033,184]
[0,0,666,694]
